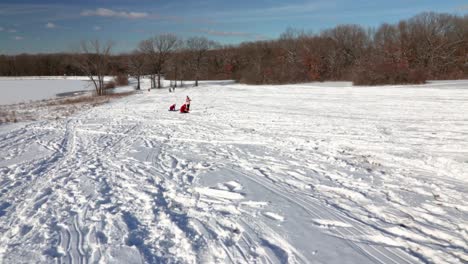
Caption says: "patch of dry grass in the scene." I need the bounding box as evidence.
[0,111,18,124]
[47,92,134,106]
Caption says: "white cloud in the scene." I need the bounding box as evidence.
[81,8,148,19]
[93,26,102,31]
[0,26,4,31]
[46,22,56,29]
[14,36,23,40]
[458,5,468,11]
[8,29,17,33]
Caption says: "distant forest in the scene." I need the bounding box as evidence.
[1,12,467,86]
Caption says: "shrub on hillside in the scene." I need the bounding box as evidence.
[114,74,129,86]
[352,59,426,86]
[104,81,116,89]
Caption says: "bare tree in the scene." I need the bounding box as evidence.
[74,40,113,96]
[154,34,180,88]
[186,37,218,86]
[2,12,467,85]
[139,34,180,89]
[177,50,192,88]
[138,39,157,88]
[128,52,146,90]
[166,51,185,89]
[279,28,305,65]
[322,25,369,78]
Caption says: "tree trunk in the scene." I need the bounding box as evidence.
[90,76,99,95]
[98,76,104,96]
[195,60,200,87]
[136,76,141,90]
[174,67,178,87]
[157,72,161,88]
[150,75,156,88]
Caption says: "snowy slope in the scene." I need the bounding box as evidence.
[0,80,467,263]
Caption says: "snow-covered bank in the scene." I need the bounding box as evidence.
[0,79,92,105]
[0,80,467,263]
[0,92,135,124]
[0,76,137,105]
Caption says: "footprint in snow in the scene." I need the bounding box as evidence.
[222,181,243,192]
[194,187,244,201]
[263,212,285,222]
[312,219,352,228]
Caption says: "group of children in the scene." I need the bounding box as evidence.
[169,96,191,113]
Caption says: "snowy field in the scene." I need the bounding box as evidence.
[0,77,95,105]
[0,79,467,263]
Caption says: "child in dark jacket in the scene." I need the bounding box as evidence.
[185,96,191,111]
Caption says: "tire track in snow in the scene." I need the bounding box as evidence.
[232,136,425,263]
[191,128,391,264]
[303,151,467,263]
[225,162,416,264]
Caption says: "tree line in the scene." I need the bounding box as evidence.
[1,12,467,88]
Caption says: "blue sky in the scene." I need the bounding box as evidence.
[1,0,467,54]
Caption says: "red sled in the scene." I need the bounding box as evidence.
[180,104,189,113]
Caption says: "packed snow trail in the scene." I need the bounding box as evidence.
[1,80,467,263]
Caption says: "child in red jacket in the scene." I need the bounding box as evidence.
[180,104,188,113]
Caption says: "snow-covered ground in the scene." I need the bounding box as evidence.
[0,77,94,105]
[0,79,467,263]
[0,77,138,124]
